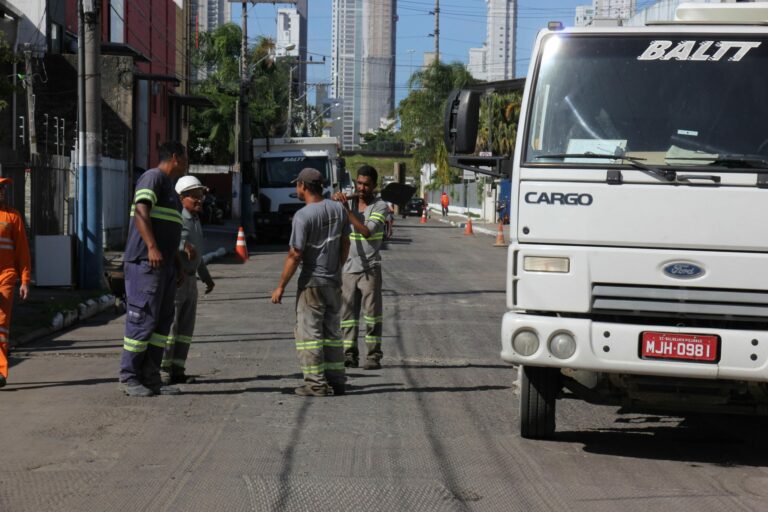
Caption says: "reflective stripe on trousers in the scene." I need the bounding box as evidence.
[340,266,383,362]
[295,285,345,389]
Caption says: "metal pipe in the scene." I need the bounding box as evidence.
[77,0,87,287]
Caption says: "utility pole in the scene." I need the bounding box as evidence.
[23,48,37,157]
[238,1,255,239]
[434,0,440,63]
[286,64,295,137]
[80,0,103,289]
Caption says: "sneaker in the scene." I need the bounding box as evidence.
[363,359,382,370]
[294,384,332,397]
[151,385,181,396]
[344,356,359,368]
[120,382,155,397]
[0,375,6,388]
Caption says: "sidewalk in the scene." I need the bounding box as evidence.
[425,206,509,238]
[10,220,240,348]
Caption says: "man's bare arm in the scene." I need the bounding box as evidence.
[134,203,162,267]
[272,247,302,304]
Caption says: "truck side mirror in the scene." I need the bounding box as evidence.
[444,89,480,155]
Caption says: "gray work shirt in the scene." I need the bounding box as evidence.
[178,208,212,284]
[289,200,350,289]
[344,197,388,274]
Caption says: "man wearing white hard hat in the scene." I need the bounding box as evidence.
[161,175,215,385]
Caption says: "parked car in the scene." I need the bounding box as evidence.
[402,197,425,218]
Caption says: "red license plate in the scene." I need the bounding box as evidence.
[640,332,719,363]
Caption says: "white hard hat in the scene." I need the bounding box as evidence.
[175,175,208,195]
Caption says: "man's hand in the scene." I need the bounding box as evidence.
[19,282,29,301]
[184,243,197,261]
[205,279,215,294]
[332,192,350,209]
[147,246,163,268]
[271,286,285,304]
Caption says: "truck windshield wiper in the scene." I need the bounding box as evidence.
[666,154,768,170]
[535,152,676,182]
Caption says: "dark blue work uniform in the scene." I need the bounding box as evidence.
[119,168,182,388]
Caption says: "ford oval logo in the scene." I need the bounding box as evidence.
[663,262,704,279]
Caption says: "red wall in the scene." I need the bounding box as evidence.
[64,0,178,167]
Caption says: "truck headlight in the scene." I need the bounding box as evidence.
[549,332,576,359]
[512,330,540,356]
[523,256,570,273]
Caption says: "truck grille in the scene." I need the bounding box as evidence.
[591,283,768,321]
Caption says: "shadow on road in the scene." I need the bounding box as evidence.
[553,414,768,467]
[4,377,116,391]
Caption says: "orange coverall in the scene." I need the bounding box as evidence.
[0,206,31,379]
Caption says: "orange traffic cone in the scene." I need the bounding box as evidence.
[493,220,507,247]
[420,206,428,224]
[464,217,474,236]
[235,226,249,262]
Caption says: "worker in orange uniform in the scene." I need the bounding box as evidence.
[0,177,31,388]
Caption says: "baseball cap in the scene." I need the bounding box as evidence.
[292,168,324,187]
[175,175,208,195]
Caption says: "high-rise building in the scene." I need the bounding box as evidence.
[332,0,396,149]
[191,0,232,78]
[575,0,636,26]
[191,0,231,34]
[468,0,517,82]
[360,0,396,137]
[277,8,300,57]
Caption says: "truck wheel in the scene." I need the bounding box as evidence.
[519,365,560,439]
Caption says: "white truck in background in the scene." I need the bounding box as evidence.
[252,137,349,240]
[447,2,768,438]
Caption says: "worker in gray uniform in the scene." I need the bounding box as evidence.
[161,176,216,385]
[272,168,351,397]
[332,165,389,370]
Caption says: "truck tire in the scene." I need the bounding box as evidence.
[519,365,560,439]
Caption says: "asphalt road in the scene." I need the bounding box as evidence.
[1,217,767,511]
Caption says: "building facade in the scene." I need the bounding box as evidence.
[331,0,396,149]
[575,0,636,26]
[468,0,517,82]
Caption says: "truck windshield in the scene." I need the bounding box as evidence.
[525,35,768,168]
[260,157,330,187]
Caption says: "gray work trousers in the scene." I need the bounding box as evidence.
[162,273,198,374]
[295,285,345,390]
[340,267,383,363]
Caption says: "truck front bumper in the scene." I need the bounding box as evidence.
[501,312,768,382]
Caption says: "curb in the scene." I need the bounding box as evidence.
[431,214,498,237]
[13,248,230,348]
[15,294,116,347]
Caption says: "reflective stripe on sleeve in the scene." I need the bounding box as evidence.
[134,189,158,206]
[349,233,384,241]
[369,212,386,222]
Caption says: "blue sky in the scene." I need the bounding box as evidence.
[233,0,590,105]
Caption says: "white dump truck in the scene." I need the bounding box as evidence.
[252,137,348,239]
[447,2,768,438]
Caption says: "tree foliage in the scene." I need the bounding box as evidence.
[358,124,405,153]
[188,24,291,163]
[398,61,475,185]
[476,91,522,157]
[0,33,18,111]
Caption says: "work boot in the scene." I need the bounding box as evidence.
[344,355,359,368]
[0,375,6,388]
[171,372,196,384]
[120,381,155,397]
[294,384,333,397]
[329,383,346,396]
[363,359,382,370]
[150,385,181,396]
